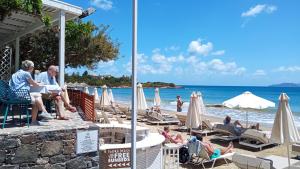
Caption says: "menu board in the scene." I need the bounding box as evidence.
[76,130,98,154]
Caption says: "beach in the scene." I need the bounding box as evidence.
[115,103,293,169]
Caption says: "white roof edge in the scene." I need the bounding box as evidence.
[43,0,83,15]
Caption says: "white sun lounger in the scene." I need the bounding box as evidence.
[239,129,276,151]
[192,142,234,169]
[232,153,274,169]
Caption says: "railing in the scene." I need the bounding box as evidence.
[68,88,95,122]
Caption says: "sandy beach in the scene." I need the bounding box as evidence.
[114,102,293,169]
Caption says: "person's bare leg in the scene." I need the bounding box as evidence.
[221,142,234,154]
[35,98,48,113]
[31,104,38,122]
[235,120,244,128]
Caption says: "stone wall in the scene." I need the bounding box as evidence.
[0,128,99,169]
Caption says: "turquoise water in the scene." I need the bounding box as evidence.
[92,86,300,126]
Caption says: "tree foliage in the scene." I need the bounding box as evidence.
[0,0,50,26]
[19,20,119,71]
[65,72,176,88]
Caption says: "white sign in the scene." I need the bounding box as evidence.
[76,130,98,154]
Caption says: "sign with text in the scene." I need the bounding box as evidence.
[76,130,98,154]
[102,148,131,168]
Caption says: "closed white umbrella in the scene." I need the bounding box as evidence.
[271,93,300,167]
[197,91,207,115]
[84,86,89,94]
[93,87,100,102]
[223,91,275,127]
[154,88,161,107]
[137,83,147,110]
[186,92,202,130]
[99,85,110,108]
[108,89,115,106]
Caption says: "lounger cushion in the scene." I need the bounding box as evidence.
[292,143,300,152]
[214,124,237,135]
[232,153,272,169]
[241,129,270,144]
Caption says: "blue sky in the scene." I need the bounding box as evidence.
[64,0,300,86]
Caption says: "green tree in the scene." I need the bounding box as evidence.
[20,20,119,71]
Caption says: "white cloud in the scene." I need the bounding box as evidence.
[275,66,300,72]
[253,69,267,76]
[207,59,246,75]
[188,39,213,56]
[152,48,160,53]
[165,45,180,52]
[91,0,113,10]
[241,4,277,17]
[211,50,225,56]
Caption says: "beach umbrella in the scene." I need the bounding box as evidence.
[186,92,202,130]
[84,86,89,94]
[223,91,275,127]
[271,93,300,167]
[100,85,110,108]
[108,88,115,106]
[137,83,148,110]
[93,87,100,108]
[153,88,161,107]
[196,91,207,115]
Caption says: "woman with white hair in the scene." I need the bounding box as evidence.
[9,60,53,126]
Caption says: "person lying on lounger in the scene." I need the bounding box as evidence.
[162,126,185,144]
[201,137,234,159]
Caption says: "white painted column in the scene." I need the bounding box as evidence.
[58,10,65,87]
[15,37,20,72]
[131,0,138,169]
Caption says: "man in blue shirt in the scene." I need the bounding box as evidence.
[39,65,76,120]
[9,60,53,126]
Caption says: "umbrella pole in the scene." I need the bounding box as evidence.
[287,144,291,168]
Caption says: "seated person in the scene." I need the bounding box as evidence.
[223,115,243,128]
[162,126,185,144]
[224,115,260,130]
[38,65,76,120]
[9,60,53,126]
[201,138,234,159]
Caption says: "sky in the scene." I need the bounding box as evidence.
[63,0,300,86]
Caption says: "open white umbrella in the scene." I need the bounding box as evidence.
[153,88,161,107]
[223,91,275,127]
[84,86,89,94]
[108,89,115,106]
[99,85,110,108]
[186,92,202,130]
[271,93,300,167]
[137,83,147,110]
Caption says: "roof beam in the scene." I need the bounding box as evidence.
[0,23,22,31]
[9,12,40,23]
[42,0,83,15]
[2,18,29,27]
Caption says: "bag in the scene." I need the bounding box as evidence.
[179,146,189,163]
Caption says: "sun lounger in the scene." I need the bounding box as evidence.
[146,111,180,125]
[239,129,276,151]
[232,153,274,169]
[212,124,242,141]
[175,112,186,125]
[192,142,234,169]
[191,119,221,136]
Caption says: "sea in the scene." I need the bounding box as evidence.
[92,85,300,127]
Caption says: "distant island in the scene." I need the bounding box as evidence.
[65,71,178,88]
[269,83,300,87]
